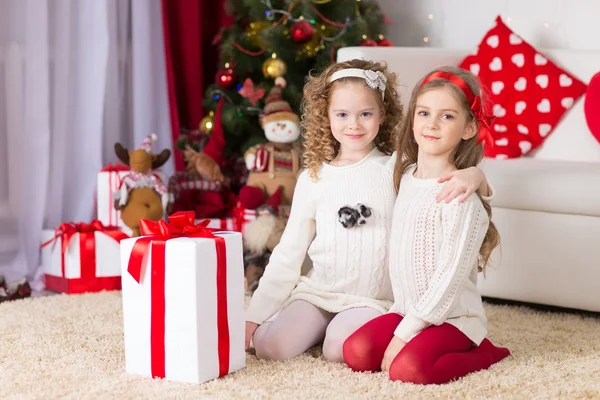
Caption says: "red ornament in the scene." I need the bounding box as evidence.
[359,39,378,47]
[377,38,393,47]
[585,72,600,144]
[290,20,314,44]
[216,68,236,89]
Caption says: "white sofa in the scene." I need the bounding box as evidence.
[337,47,600,312]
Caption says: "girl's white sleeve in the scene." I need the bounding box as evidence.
[245,170,317,324]
[393,198,489,342]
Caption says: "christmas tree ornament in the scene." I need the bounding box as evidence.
[245,21,271,47]
[359,38,378,47]
[290,20,314,44]
[215,67,236,89]
[262,57,287,79]
[297,31,322,59]
[238,78,266,105]
[377,38,393,47]
[199,114,214,134]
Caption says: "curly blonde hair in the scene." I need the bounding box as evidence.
[392,66,500,273]
[300,59,403,179]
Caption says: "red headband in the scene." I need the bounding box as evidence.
[420,71,494,146]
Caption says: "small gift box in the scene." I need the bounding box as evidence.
[121,212,245,384]
[40,221,129,294]
[232,204,257,233]
[96,163,166,233]
[95,163,130,229]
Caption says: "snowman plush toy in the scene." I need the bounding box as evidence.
[239,77,302,211]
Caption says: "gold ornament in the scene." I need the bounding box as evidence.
[262,58,287,79]
[199,115,214,134]
[245,21,270,47]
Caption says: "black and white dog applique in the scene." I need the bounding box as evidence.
[337,204,373,229]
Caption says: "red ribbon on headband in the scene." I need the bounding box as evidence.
[421,71,495,146]
[126,211,230,380]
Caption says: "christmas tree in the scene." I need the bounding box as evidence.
[177,0,390,159]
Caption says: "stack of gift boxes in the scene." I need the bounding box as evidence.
[41,163,256,295]
[40,162,249,383]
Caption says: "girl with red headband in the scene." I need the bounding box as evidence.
[343,66,510,384]
[245,60,495,365]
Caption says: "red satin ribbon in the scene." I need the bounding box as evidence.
[41,220,129,285]
[421,71,495,146]
[126,211,230,379]
[100,162,130,172]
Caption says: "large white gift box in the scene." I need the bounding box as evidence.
[40,224,127,293]
[120,229,245,384]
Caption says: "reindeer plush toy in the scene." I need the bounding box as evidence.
[114,134,172,236]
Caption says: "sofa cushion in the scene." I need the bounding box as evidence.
[480,158,600,217]
[459,16,587,159]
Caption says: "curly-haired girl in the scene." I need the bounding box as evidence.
[245,59,493,363]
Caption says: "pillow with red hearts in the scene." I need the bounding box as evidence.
[459,16,587,159]
[585,72,600,144]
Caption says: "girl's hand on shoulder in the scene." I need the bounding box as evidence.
[381,336,406,372]
[245,321,259,350]
[436,166,485,203]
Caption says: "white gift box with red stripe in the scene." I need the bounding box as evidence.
[120,228,245,384]
[40,222,128,294]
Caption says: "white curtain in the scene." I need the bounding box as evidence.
[0,0,174,288]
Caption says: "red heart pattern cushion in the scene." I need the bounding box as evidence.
[584,72,600,144]
[459,16,587,159]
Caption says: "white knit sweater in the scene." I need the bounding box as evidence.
[389,165,490,345]
[246,148,396,324]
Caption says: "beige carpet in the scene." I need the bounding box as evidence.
[1,292,600,400]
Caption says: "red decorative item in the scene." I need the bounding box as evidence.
[584,72,600,144]
[290,20,314,44]
[377,38,393,47]
[238,78,266,105]
[359,39,378,47]
[216,68,236,89]
[459,16,587,159]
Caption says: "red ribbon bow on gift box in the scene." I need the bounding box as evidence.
[100,162,130,172]
[41,221,129,293]
[41,220,129,278]
[126,211,231,380]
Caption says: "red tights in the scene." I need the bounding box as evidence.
[343,313,510,385]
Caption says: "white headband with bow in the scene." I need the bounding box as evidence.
[328,68,387,100]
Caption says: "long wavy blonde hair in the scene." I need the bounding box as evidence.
[300,59,403,179]
[392,66,500,272]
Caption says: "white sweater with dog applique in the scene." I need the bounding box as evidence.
[245,148,396,325]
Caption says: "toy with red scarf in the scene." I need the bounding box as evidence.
[114,134,172,236]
